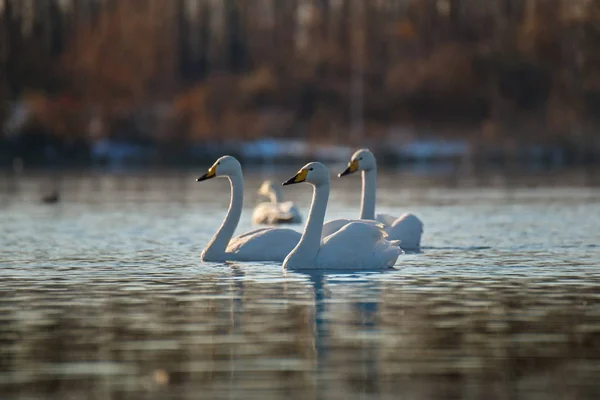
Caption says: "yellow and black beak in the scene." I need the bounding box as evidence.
[282,169,309,186]
[338,159,359,177]
[196,164,217,182]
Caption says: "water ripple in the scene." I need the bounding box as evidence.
[1,172,600,399]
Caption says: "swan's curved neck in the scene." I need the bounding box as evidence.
[284,183,329,267]
[268,186,283,203]
[203,174,243,258]
[360,169,377,220]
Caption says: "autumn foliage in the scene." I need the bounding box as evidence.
[1,0,600,154]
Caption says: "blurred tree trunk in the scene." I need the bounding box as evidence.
[0,1,9,111]
[0,2,8,97]
[524,0,537,31]
[48,0,64,57]
[350,0,364,144]
[318,0,330,40]
[197,2,212,80]
[337,0,350,57]
[176,0,192,81]
[449,0,461,27]
[3,0,22,97]
[273,0,297,68]
[504,0,525,22]
[177,0,211,81]
[224,0,247,73]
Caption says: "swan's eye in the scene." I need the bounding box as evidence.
[309,168,314,171]
[359,157,363,160]
[217,162,220,165]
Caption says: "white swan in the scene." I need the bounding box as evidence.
[281,162,402,270]
[324,149,424,252]
[251,180,302,225]
[197,156,301,262]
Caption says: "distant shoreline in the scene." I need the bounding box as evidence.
[2,135,600,170]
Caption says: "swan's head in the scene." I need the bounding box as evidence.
[196,155,241,181]
[258,180,277,196]
[282,162,330,187]
[339,148,376,177]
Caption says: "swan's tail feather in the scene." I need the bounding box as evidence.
[376,240,403,268]
[389,239,402,248]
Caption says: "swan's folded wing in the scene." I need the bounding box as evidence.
[319,222,401,269]
[322,218,385,240]
[227,227,301,261]
[233,227,272,241]
[321,218,351,239]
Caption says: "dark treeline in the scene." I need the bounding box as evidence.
[1,0,600,164]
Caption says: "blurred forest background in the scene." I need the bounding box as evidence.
[1,0,600,166]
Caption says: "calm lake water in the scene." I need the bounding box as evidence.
[1,166,600,399]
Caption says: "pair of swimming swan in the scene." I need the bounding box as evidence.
[197,149,423,270]
[251,180,303,224]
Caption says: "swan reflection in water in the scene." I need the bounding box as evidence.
[224,262,387,394]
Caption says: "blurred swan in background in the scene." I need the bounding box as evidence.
[282,162,402,270]
[252,180,302,224]
[197,156,301,262]
[324,149,424,252]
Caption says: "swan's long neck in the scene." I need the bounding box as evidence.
[360,169,377,220]
[284,183,329,267]
[202,174,243,258]
[268,186,283,203]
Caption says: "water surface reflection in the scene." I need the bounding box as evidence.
[2,265,600,399]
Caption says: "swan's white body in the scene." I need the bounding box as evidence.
[282,162,402,270]
[197,156,301,262]
[321,218,386,239]
[252,180,302,224]
[332,149,424,252]
[374,212,423,252]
